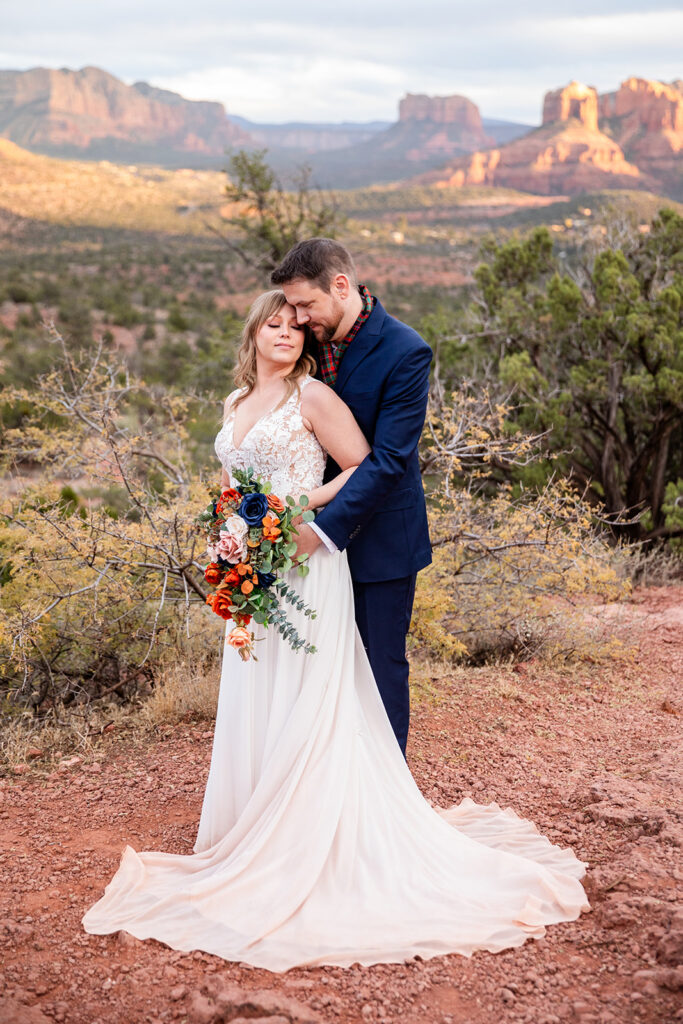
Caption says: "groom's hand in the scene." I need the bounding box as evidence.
[293,523,321,560]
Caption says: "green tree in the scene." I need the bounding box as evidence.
[218,150,344,278]
[469,211,683,542]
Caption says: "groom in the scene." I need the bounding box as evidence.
[271,239,433,755]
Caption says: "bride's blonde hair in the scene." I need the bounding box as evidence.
[231,290,317,412]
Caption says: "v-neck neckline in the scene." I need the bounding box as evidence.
[230,389,289,451]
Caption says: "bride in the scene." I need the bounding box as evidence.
[82,289,589,971]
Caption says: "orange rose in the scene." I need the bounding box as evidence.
[267,494,285,514]
[240,579,254,595]
[216,488,241,514]
[204,562,223,586]
[206,591,233,620]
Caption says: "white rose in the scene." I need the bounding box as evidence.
[222,515,248,540]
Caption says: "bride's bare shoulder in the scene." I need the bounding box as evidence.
[300,379,346,433]
[300,379,342,413]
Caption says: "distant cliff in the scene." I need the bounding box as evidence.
[2,66,677,197]
[0,66,252,165]
[296,92,496,187]
[599,77,683,194]
[417,78,682,199]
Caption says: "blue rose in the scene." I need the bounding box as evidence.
[238,491,269,526]
[257,570,277,589]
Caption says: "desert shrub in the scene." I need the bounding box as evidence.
[466,209,683,543]
[0,331,214,721]
[414,382,629,664]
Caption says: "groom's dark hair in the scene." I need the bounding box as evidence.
[271,238,358,293]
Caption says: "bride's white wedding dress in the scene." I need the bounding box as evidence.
[82,376,589,971]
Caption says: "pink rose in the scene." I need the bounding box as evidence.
[216,515,248,564]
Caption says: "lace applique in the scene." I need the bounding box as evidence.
[214,376,326,498]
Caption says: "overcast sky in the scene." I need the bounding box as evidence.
[2,1,681,124]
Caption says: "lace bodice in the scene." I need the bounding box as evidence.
[214,376,326,498]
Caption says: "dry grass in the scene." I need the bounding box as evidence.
[1,646,223,773]
[0,702,132,772]
[138,652,221,730]
[618,541,683,587]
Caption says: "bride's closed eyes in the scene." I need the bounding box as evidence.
[266,320,304,330]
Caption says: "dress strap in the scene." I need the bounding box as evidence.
[223,388,244,418]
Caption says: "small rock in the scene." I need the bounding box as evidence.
[500,987,516,1004]
[231,1019,290,1024]
[658,907,683,964]
[26,748,44,759]
[513,659,537,675]
[171,985,188,1001]
[187,982,321,1024]
[632,970,660,998]
[116,930,144,948]
[654,966,683,991]
[59,755,83,769]
[585,776,666,834]
[0,998,51,1024]
[660,823,683,846]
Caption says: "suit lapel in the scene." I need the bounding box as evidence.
[332,299,386,394]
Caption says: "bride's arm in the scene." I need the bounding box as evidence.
[304,466,355,509]
[300,382,370,509]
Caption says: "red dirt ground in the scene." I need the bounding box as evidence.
[1,586,681,1024]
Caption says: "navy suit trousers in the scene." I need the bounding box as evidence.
[352,574,417,757]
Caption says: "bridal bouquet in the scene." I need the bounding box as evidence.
[196,468,317,661]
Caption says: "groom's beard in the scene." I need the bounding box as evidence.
[314,313,344,344]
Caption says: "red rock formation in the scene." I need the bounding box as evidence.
[0,66,251,161]
[399,93,483,131]
[543,81,599,132]
[415,79,666,197]
[599,78,683,193]
[419,122,642,195]
[303,91,495,186]
[600,77,683,132]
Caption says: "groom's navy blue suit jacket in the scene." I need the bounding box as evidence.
[313,297,433,584]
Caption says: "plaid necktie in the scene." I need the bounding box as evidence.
[318,285,374,386]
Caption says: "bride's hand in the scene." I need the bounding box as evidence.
[293,523,321,560]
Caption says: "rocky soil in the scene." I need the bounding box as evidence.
[1,586,681,1024]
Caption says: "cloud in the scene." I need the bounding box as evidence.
[2,2,681,123]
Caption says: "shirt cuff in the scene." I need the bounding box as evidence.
[309,521,338,554]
